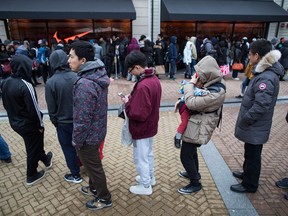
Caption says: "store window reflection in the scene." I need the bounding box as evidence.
[7,19,132,45]
[233,22,266,41]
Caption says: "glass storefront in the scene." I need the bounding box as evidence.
[7,19,132,44]
[161,21,267,52]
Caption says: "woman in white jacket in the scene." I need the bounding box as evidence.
[183,41,192,78]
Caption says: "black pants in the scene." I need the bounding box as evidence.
[19,130,48,177]
[242,143,263,191]
[77,145,111,201]
[180,141,201,185]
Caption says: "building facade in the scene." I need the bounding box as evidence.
[0,0,287,45]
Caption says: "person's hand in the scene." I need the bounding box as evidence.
[122,95,129,103]
[190,73,198,85]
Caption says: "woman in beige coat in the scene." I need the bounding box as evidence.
[178,55,226,195]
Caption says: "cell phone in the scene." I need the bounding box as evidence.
[118,92,125,98]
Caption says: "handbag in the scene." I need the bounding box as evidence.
[155,65,165,75]
[121,109,132,147]
[220,64,230,76]
[1,63,11,74]
[232,62,244,71]
[118,103,125,119]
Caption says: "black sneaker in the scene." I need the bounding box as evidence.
[285,192,288,200]
[178,183,202,195]
[64,174,83,184]
[235,95,243,99]
[174,136,181,149]
[44,151,54,169]
[178,171,201,180]
[276,178,288,189]
[1,157,12,163]
[86,197,112,210]
[26,170,46,186]
[81,186,97,196]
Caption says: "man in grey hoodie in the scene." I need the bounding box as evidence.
[45,50,82,184]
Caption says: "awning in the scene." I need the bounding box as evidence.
[161,0,288,22]
[0,0,136,20]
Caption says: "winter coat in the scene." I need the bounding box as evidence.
[45,50,77,126]
[72,59,110,149]
[125,68,162,140]
[182,55,226,145]
[183,41,192,65]
[279,41,288,69]
[234,50,285,145]
[154,39,166,66]
[189,37,197,60]
[1,54,43,134]
[142,40,154,67]
[93,43,103,60]
[168,36,178,61]
[127,38,140,54]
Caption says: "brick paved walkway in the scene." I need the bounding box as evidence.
[1,71,288,215]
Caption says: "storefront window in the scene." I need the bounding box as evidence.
[7,19,131,45]
[161,21,196,51]
[233,23,266,41]
[197,22,233,42]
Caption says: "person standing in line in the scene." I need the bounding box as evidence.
[235,62,254,98]
[45,50,82,184]
[68,41,112,210]
[1,54,53,186]
[177,56,226,194]
[168,36,178,80]
[231,39,285,193]
[122,50,162,195]
[0,134,12,163]
[275,111,288,200]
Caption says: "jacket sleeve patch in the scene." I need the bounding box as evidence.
[258,83,267,90]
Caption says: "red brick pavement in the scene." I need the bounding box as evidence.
[1,71,288,215]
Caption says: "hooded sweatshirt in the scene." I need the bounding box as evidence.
[45,50,77,125]
[72,59,110,149]
[1,54,43,134]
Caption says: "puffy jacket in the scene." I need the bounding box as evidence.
[168,36,178,61]
[182,56,226,144]
[235,50,285,145]
[183,41,192,64]
[1,54,43,134]
[125,68,162,140]
[72,59,110,149]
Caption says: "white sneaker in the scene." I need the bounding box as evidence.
[232,78,240,80]
[135,175,156,186]
[129,184,152,195]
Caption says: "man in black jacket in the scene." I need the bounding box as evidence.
[45,50,82,184]
[1,54,53,186]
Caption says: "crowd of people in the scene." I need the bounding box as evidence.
[0,33,288,212]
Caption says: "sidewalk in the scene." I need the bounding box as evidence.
[0,71,288,215]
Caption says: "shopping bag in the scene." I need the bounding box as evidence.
[155,65,165,75]
[121,110,132,147]
[220,64,230,76]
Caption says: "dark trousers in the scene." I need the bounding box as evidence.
[76,145,111,201]
[39,63,49,83]
[180,141,201,185]
[169,60,176,78]
[56,123,80,176]
[242,143,263,191]
[20,130,48,177]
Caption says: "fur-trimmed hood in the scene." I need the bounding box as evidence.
[254,50,284,77]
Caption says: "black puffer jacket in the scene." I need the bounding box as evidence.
[1,54,43,134]
[234,50,285,145]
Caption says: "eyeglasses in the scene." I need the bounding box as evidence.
[128,65,136,74]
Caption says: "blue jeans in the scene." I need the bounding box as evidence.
[0,134,11,160]
[169,60,176,78]
[241,77,250,94]
[190,59,196,76]
[57,123,80,176]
